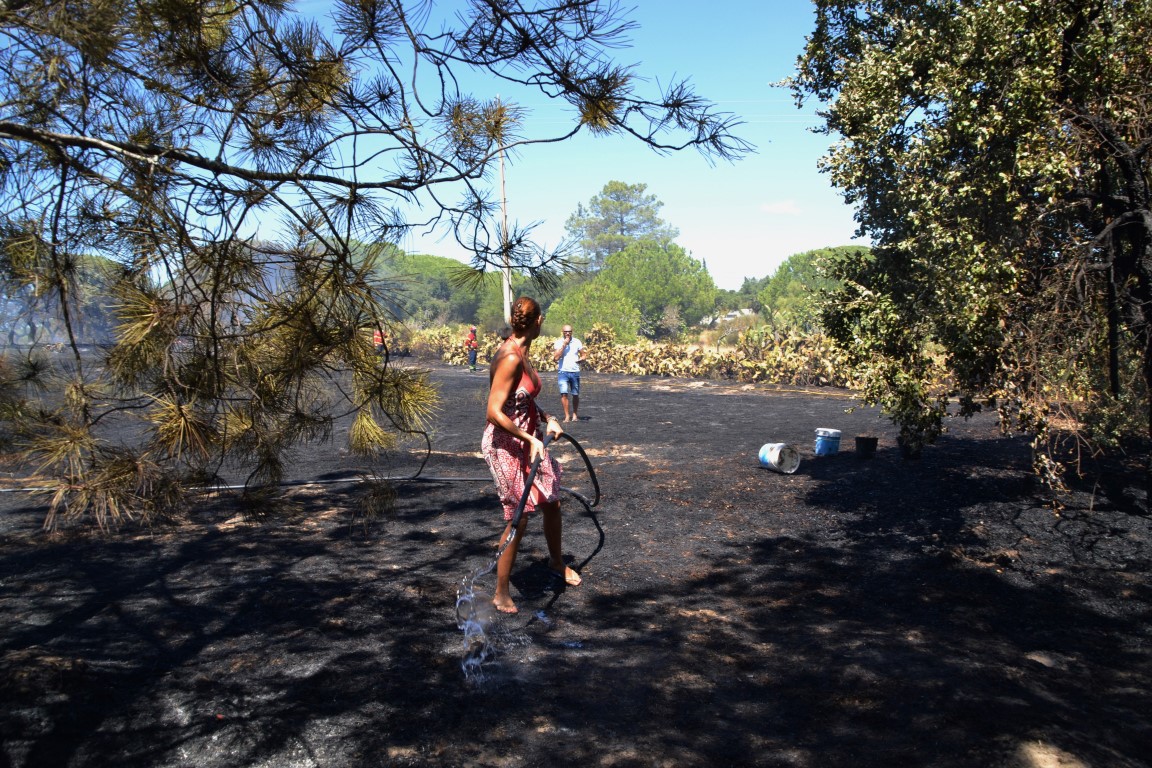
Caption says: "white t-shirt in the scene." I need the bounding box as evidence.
[554,336,584,372]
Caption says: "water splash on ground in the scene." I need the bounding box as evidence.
[456,562,498,681]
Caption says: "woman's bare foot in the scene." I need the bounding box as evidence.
[493,594,518,614]
[550,565,582,586]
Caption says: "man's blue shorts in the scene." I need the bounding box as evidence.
[557,370,580,396]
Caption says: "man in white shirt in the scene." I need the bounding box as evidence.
[552,325,587,422]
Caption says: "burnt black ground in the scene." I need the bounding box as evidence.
[1,362,1151,767]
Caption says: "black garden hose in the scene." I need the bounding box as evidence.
[505,432,555,533]
[497,430,600,560]
[457,429,601,632]
[555,431,600,510]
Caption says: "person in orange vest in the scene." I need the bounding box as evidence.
[465,325,479,371]
[372,327,386,357]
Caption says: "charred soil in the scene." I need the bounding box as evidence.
[1,363,1150,767]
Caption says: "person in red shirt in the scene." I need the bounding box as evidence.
[465,326,479,371]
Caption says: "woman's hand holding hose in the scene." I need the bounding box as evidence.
[529,417,563,464]
[545,415,564,439]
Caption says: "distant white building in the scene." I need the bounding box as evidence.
[701,308,755,326]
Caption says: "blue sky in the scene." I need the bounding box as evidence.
[303,1,869,291]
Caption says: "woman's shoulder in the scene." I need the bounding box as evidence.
[491,341,523,369]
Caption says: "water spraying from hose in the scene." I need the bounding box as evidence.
[457,431,599,679]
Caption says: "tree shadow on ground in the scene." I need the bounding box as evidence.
[1,369,1150,767]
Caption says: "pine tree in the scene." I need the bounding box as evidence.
[0,0,749,526]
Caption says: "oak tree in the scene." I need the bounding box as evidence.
[599,240,716,338]
[543,278,641,341]
[794,0,1152,477]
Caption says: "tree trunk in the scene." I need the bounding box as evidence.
[1107,259,1122,398]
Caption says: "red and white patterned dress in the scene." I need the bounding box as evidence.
[482,352,562,521]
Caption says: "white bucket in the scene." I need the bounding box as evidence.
[814,428,841,456]
[759,443,800,474]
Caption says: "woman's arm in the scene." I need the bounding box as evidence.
[486,350,525,437]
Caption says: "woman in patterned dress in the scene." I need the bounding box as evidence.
[483,296,582,614]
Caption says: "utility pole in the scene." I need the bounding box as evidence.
[499,143,512,324]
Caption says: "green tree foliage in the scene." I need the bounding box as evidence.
[0,0,748,525]
[373,250,489,328]
[793,0,1152,473]
[600,240,716,338]
[729,275,772,313]
[758,246,864,332]
[564,181,680,271]
[712,287,746,315]
[475,269,535,331]
[543,279,641,342]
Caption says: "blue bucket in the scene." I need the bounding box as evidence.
[814,428,841,456]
